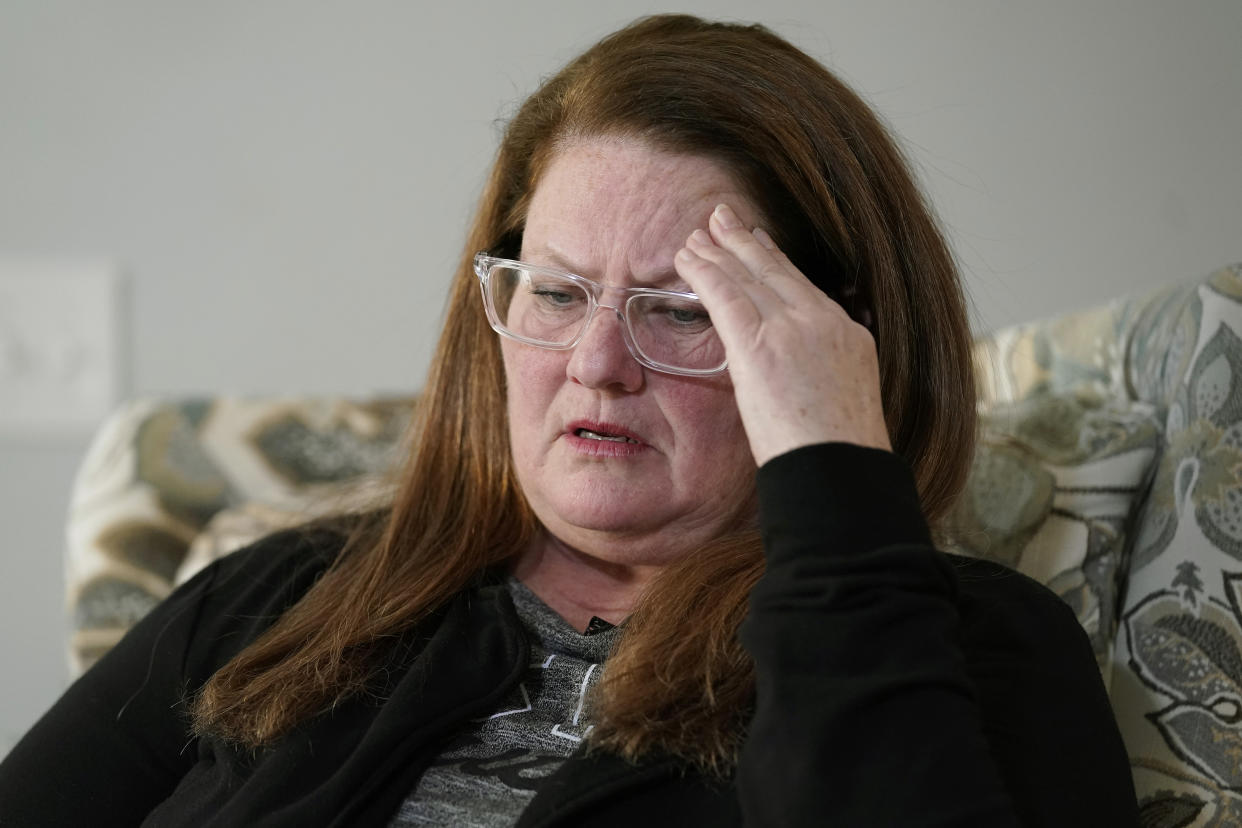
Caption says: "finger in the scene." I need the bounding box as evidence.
[751,227,797,272]
[673,245,774,345]
[707,204,821,306]
[713,202,858,327]
[704,207,854,330]
[684,229,788,316]
[752,227,872,330]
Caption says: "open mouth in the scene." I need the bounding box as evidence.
[575,427,640,444]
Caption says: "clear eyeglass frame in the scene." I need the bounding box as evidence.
[473,252,728,377]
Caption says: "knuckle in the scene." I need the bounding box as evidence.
[689,243,728,266]
[683,252,721,274]
[758,263,786,282]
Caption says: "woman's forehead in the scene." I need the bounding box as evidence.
[521,137,761,284]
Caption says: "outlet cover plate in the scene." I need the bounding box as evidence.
[0,262,122,437]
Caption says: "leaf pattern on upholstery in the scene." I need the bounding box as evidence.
[1137,789,1205,828]
[1124,571,1242,801]
[1134,320,1242,571]
[1111,266,1242,823]
[134,406,232,523]
[247,401,410,486]
[946,389,1160,679]
[66,395,415,673]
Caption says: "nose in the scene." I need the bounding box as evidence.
[566,306,644,392]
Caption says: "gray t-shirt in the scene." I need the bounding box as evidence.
[388,576,622,827]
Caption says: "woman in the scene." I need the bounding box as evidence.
[0,14,1135,826]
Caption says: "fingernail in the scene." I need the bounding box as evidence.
[676,247,696,261]
[753,227,776,249]
[713,203,741,230]
[689,228,711,245]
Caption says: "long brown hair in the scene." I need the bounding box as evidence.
[193,14,977,775]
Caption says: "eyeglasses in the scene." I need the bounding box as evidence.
[473,253,727,377]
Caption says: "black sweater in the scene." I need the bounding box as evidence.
[0,443,1137,826]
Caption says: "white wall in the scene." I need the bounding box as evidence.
[2,0,1239,753]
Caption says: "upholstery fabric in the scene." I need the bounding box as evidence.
[1111,267,1242,826]
[63,263,1242,825]
[945,390,1160,688]
[966,263,1242,826]
[65,396,413,672]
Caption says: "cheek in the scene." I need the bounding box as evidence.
[658,379,749,464]
[501,341,566,446]
[660,382,756,522]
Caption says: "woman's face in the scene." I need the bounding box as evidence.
[503,136,762,567]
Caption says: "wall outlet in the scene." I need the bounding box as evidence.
[0,262,122,437]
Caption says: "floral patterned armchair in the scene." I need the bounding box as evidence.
[961,263,1242,826]
[66,263,1242,826]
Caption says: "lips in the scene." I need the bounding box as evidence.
[576,428,639,444]
[566,420,646,446]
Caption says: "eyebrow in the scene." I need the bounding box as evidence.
[525,247,692,292]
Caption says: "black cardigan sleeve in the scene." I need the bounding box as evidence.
[0,528,340,828]
[736,442,1136,827]
[0,560,221,827]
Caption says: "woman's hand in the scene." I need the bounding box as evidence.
[674,203,891,467]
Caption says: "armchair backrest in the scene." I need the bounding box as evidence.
[65,396,414,672]
[965,263,1242,822]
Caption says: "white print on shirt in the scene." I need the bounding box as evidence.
[551,663,597,742]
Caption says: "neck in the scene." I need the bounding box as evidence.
[509,531,660,632]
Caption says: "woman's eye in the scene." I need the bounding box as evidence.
[657,304,711,327]
[667,307,707,324]
[532,287,577,306]
[642,302,712,332]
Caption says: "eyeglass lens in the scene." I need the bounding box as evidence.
[487,264,725,372]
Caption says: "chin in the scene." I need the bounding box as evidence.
[545,496,663,538]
